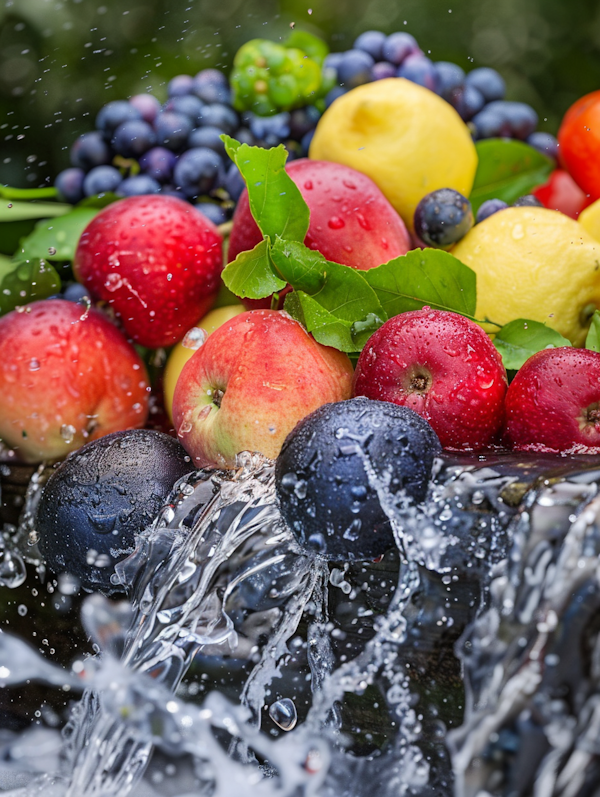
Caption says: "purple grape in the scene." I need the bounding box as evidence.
[139,147,177,183]
[112,119,156,158]
[382,32,421,66]
[476,198,509,223]
[154,111,193,151]
[372,61,397,81]
[452,84,485,121]
[55,168,85,204]
[164,94,205,126]
[188,126,227,158]
[193,69,231,104]
[289,106,321,140]
[527,131,559,161]
[323,52,344,77]
[82,165,122,197]
[245,111,291,146]
[397,54,438,92]
[465,67,506,102]
[173,147,223,198]
[63,282,90,304]
[337,49,374,89]
[129,93,161,124]
[472,106,513,139]
[485,101,538,140]
[96,100,141,139]
[167,74,194,97]
[301,129,315,157]
[198,103,238,136]
[225,163,245,202]
[324,86,347,109]
[232,126,256,146]
[116,174,161,196]
[195,202,227,226]
[353,30,386,61]
[70,131,111,171]
[434,62,465,102]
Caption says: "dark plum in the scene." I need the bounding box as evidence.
[527,131,559,161]
[198,103,239,136]
[414,188,474,248]
[195,202,228,226]
[193,68,231,104]
[465,67,506,102]
[275,397,441,561]
[70,131,112,171]
[139,146,177,183]
[188,126,227,158]
[371,61,397,81]
[154,111,193,151]
[382,32,421,66]
[173,147,222,198]
[353,30,386,61]
[164,94,205,126]
[397,54,438,92]
[55,167,85,204]
[167,74,194,97]
[36,429,194,592]
[337,49,374,88]
[112,119,156,158]
[82,165,122,197]
[116,174,161,196]
[129,93,161,124]
[96,100,141,139]
[476,198,508,223]
[434,62,465,102]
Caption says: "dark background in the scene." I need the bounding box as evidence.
[1,0,599,189]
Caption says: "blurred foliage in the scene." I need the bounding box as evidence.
[1,0,599,188]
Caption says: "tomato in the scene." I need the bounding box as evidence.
[558,90,600,199]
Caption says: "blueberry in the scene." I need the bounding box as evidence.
[275,397,441,561]
[337,49,374,89]
[173,147,223,198]
[353,30,387,61]
[116,174,161,196]
[70,131,112,171]
[96,100,141,139]
[382,32,421,66]
[62,282,91,304]
[195,202,227,226]
[245,111,291,147]
[112,119,156,159]
[414,188,474,248]
[139,146,177,183]
[323,52,344,77]
[164,94,205,127]
[129,93,161,124]
[225,163,245,202]
[159,184,184,199]
[451,84,485,122]
[188,126,226,158]
[232,126,256,147]
[434,62,465,102]
[324,86,347,109]
[193,68,231,105]
[371,61,397,81]
[198,103,239,136]
[465,67,506,102]
[154,111,193,151]
[82,165,123,197]
[512,194,543,208]
[527,131,559,161]
[476,198,509,223]
[55,168,85,204]
[167,74,195,97]
[36,429,194,593]
[289,106,321,140]
[471,106,512,139]
[300,129,315,157]
[487,101,538,140]
[397,54,439,92]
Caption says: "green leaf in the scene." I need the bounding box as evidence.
[0,185,58,201]
[585,310,600,352]
[15,208,98,263]
[493,318,572,370]
[284,290,361,352]
[469,139,553,213]
[222,238,286,299]
[362,248,477,319]
[0,258,61,316]
[0,200,72,223]
[222,136,310,243]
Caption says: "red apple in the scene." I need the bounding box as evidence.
[228,159,411,309]
[0,299,150,463]
[352,308,507,450]
[504,347,600,453]
[74,195,223,348]
[172,309,354,467]
[533,169,590,219]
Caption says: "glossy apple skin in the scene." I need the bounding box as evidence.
[228,159,411,309]
[504,347,600,453]
[0,299,149,463]
[353,308,508,450]
[172,309,354,467]
[74,195,223,348]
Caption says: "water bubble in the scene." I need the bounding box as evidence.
[268,697,297,730]
[48,247,57,256]
[60,423,77,444]
[29,358,40,371]
[0,549,27,588]
[182,326,207,350]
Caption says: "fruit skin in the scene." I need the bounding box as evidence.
[504,348,600,454]
[36,429,194,592]
[309,78,477,230]
[163,304,245,422]
[578,196,600,241]
[353,308,507,450]
[0,299,149,463]
[451,207,600,346]
[172,310,354,468]
[558,91,600,199]
[413,188,473,249]
[74,195,223,349]
[275,396,441,561]
[227,158,411,272]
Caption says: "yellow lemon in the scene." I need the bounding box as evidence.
[452,207,600,346]
[309,78,477,231]
[579,198,600,242]
[163,304,245,421]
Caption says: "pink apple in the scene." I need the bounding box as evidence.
[0,299,150,463]
[172,310,354,467]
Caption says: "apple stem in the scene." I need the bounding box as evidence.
[212,388,224,409]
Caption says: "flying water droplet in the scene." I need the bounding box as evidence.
[182,326,207,350]
[268,697,297,730]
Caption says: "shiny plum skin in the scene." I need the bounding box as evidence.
[74,195,223,349]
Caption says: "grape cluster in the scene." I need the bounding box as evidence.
[54,68,324,223]
[324,30,558,158]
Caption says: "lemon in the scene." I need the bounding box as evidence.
[452,207,600,346]
[309,78,477,230]
[163,304,245,421]
[579,198,600,242]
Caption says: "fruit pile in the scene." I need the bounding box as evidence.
[4,25,600,588]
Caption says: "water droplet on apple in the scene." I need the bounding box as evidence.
[182,327,207,350]
[328,216,345,230]
[60,424,77,444]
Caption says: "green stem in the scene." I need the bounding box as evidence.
[0,185,59,201]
